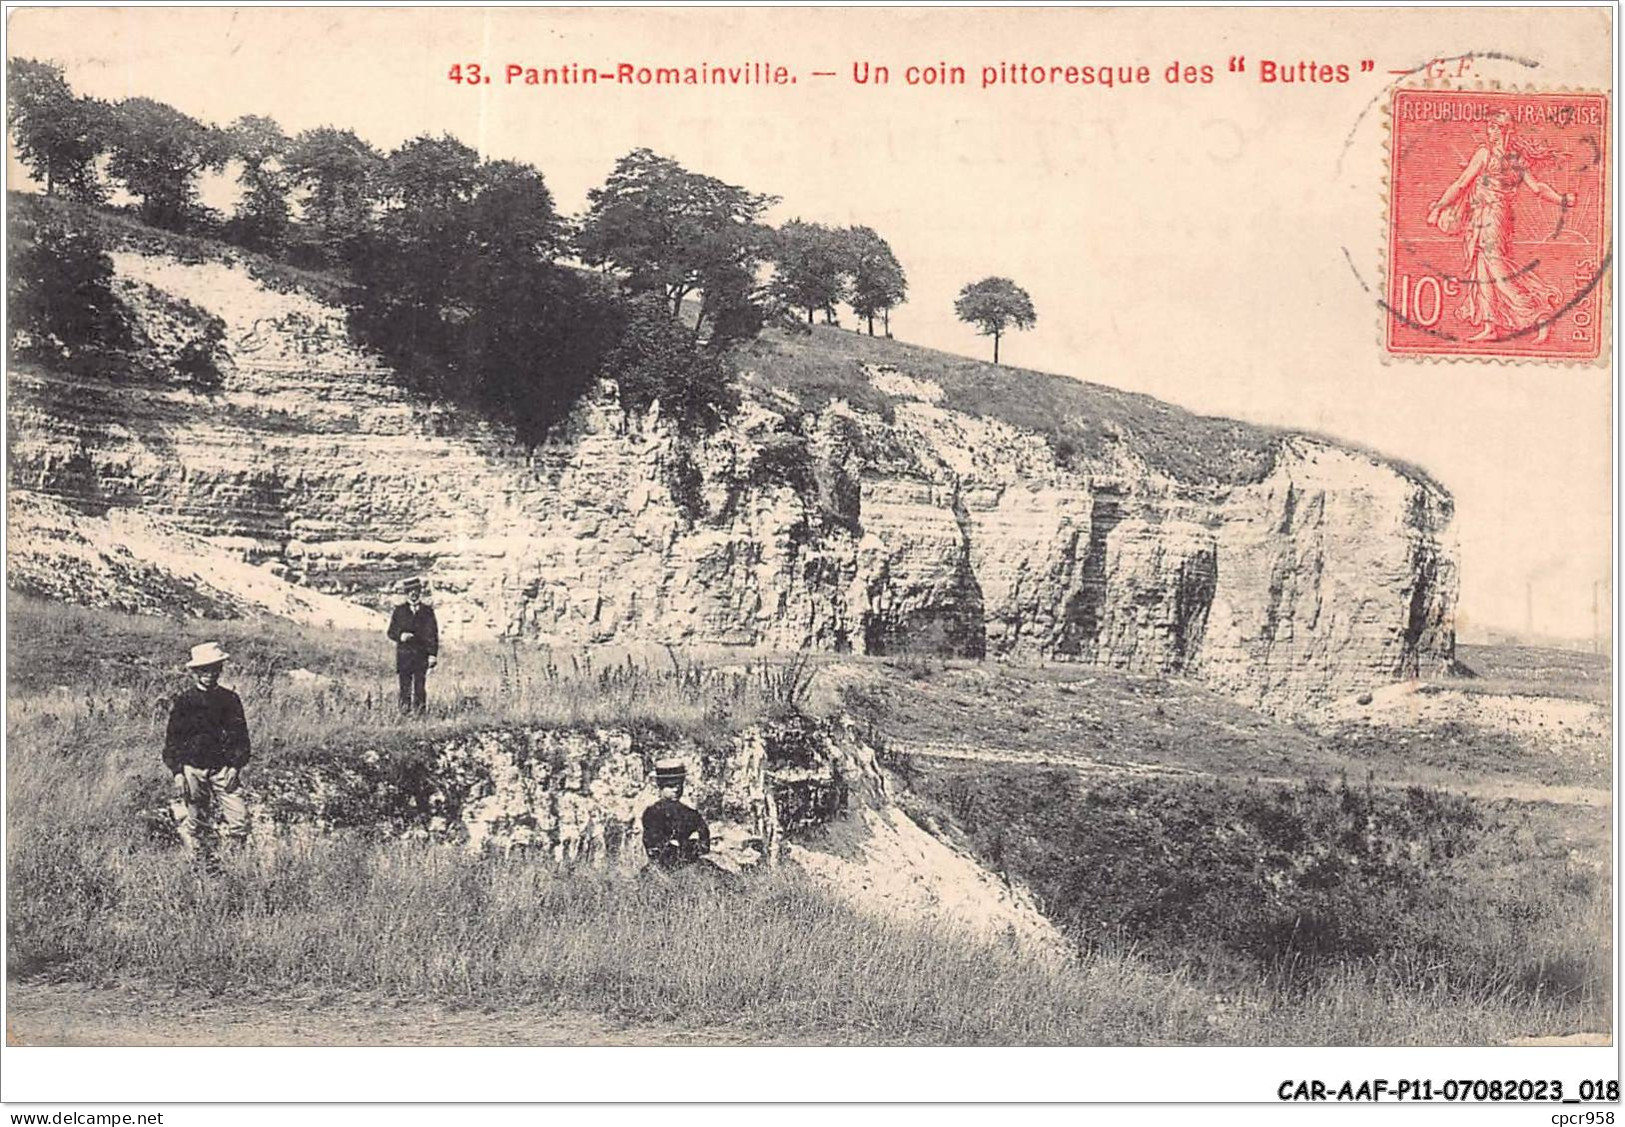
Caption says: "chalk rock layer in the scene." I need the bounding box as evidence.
[8,252,1457,710]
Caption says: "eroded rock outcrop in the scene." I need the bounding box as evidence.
[251,714,880,867]
[7,249,1458,710]
[231,713,1065,951]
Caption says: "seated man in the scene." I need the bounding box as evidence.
[640,760,711,870]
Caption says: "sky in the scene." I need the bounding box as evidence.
[8,6,1614,641]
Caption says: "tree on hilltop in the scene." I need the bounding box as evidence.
[7,59,112,202]
[771,220,849,326]
[954,276,1036,365]
[373,133,484,213]
[284,126,381,265]
[226,114,291,252]
[577,148,777,347]
[106,97,231,230]
[844,226,907,337]
[467,159,570,265]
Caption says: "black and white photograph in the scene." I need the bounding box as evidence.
[1,4,1616,1113]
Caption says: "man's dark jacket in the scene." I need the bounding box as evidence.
[163,686,251,774]
[388,602,440,673]
[641,798,711,868]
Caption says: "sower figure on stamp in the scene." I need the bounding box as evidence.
[164,642,252,857]
[387,578,439,713]
[1426,110,1576,345]
[641,760,711,872]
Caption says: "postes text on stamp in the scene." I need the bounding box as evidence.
[1387,88,1609,360]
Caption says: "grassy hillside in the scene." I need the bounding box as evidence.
[6,595,1611,1044]
[828,653,1611,790]
[17,190,1289,487]
[740,325,1284,485]
[8,191,344,303]
[829,647,1611,1038]
[898,763,1608,1026]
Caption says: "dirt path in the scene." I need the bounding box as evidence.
[5,981,776,1047]
[10,981,1606,1049]
[895,741,1612,808]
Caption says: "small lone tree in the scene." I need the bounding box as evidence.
[954,277,1036,365]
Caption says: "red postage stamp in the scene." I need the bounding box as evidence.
[1387,88,1609,360]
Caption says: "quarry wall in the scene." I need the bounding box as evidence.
[7,251,1458,710]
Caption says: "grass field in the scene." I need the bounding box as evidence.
[5,593,1613,1044]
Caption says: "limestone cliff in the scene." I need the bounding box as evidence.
[7,245,1457,711]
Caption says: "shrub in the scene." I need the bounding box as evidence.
[604,294,741,437]
[904,763,1603,1009]
[7,217,132,374]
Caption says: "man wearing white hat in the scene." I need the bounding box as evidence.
[163,642,252,854]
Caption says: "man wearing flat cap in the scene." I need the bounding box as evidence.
[387,578,439,713]
[641,760,711,870]
[164,641,252,854]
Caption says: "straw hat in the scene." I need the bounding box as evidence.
[185,641,230,668]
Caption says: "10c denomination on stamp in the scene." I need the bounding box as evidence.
[1387,88,1609,361]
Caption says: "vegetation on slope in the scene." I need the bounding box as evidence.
[903,763,1607,1022]
[6,596,1611,1044]
[830,650,1612,1039]
[7,58,1346,487]
[742,326,1284,485]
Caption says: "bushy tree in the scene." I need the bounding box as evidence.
[577,148,777,344]
[9,218,130,372]
[106,97,231,230]
[454,158,608,440]
[373,133,483,213]
[844,226,907,337]
[348,135,484,369]
[954,276,1036,365]
[284,126,381,265]
[602,295,740,437]
[7,59,111,202]
[348,145,612,444]
[771,220,849,325]
[225,114,290,251]
[466,159,570,264]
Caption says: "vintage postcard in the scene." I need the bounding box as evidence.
[2,4,1615,1112]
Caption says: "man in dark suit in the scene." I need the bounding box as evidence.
[164,641,252,855]
[387,578,439,713]
[641,760,711,870]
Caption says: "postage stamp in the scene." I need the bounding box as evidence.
[1386,88,1610,360]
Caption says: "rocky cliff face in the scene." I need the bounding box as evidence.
[7,248,1457,711]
